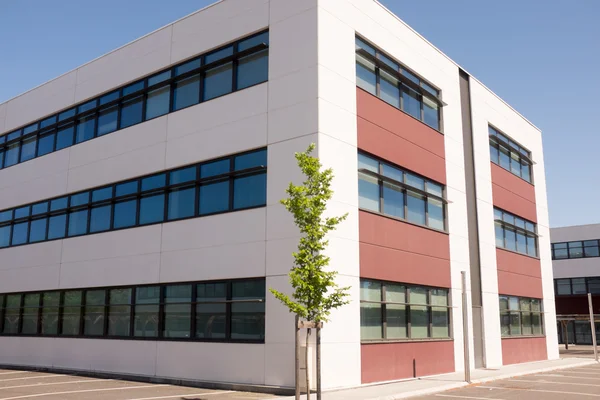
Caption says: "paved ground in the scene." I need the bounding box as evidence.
[560,344,599,359]
[0,369,277,400]
[413,363,600,399]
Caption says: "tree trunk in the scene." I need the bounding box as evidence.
[316,325,321,400]
[306,328,311,399]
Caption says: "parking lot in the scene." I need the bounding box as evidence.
[414,363,600,399]
[0,369,276,400]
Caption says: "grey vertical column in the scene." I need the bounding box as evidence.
[458,69,485,368]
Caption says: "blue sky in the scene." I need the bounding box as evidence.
[0,0,597,227]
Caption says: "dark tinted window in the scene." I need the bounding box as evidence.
[76,116,96,143]
[139,195,165,225]
[146,86,170,120]
[56,126,74,150]
[173,75,200,110]
[38,133,55,156]
[204,63,233,100]
[120,97,143,129]
[97,107,118,136]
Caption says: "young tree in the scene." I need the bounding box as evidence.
[270,143,350,399]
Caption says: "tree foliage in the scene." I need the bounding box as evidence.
[270,143,350,323]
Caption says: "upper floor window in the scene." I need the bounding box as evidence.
[499,295,544,337]
[0,31,269,171]
[0,149,267,249]
[489,126,532,183]
[360,279,450,341]
[494,208,537,257]
[552,240,600,260]
[355,36,443,131]
[555,277,600,296]
[358,152,446,231]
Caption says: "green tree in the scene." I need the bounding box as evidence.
[270,143,350,399]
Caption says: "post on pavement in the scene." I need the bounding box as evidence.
[588,293,598,362]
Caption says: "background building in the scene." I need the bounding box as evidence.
[0,0,557,391]
[551,224,600,345]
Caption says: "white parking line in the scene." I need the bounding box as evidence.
[479,386,600,397]
[0,384,166,400]
[509,379,600,387]
[0,379,110,391]
[0,373,29,377]
[436,395,506,400]
[549,370,600,375]
[530,375,600,381]
[125,391,234,400]
[0,375,67,383]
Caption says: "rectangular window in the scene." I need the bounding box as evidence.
[173,75,200,111]
[0,149,266,248]
[494,208,537,256]
[60,290,82,335]
[146,86,170,120]
[358,153,446,230]
[163,284,192,338]
[56,126,74,150]
[20,137,37,162]
[204,63,233,101]
[21,293,40,334]
[3,294,21,334]
[360,279,450,341]
[97,106,118,136]
[134,286,160,337]
[499,295,543,337]
[552,240,600,260]
[76,116,96,143]
[38,133,55,156]
[84,290,105,336]
[108,288,131,337]
[489,126,532,183]
[556,279,572,295]
[231,280,265,340]
[237,50,268,90]
[120,97,143,129]
[41,292,60,335]
[196,283,227,339]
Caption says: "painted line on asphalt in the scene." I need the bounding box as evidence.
[0,373,30,377]
[479,386,600,397]
[0,384,166,400]
[0,375,67,383]
[0,378,111,391]
[125,391,235,400]
[436,395,506,400]
[527,375,600,381]
[509,378,600,387]
[547,370,600,376]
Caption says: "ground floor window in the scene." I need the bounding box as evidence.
[0,278,265,342]
[499,295,544,337]
[360,279,450,341]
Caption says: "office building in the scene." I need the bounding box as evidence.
[0,0,558,390]
[551,224,600,345]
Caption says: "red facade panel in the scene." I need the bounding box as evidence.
[502,337,547,365]
[361,341,455,383]
[359,211,451,287]
[491,164,537,222]
[497,248,543,298]
[556,295,600,315]
[357,88,446,184]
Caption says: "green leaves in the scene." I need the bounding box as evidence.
[270,143,350,323]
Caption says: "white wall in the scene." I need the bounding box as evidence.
[469,77,558,361]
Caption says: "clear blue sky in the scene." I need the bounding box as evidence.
[0,0,597,228]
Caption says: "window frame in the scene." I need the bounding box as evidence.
[488,125,533,184]
[0,278,265,343]
[355,35,444,133]
[0,149,267,249]
[358,152,448,232]
[0,31,270,171]
[359,279,452,342]
[494,207,538,257]
[552,240,600,260]
[499,295,544,338]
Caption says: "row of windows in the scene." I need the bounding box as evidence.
[552,240,600,260]
[494,208,537,257]
[355,36,442,131]
[499,295,544,337]
[358,153,446,231]
[555,277,600,296]
[0,149,267,248]
[360,280,450,341]
[0,279,265,342]
[0,31,269,171]
[489,126,532,183]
